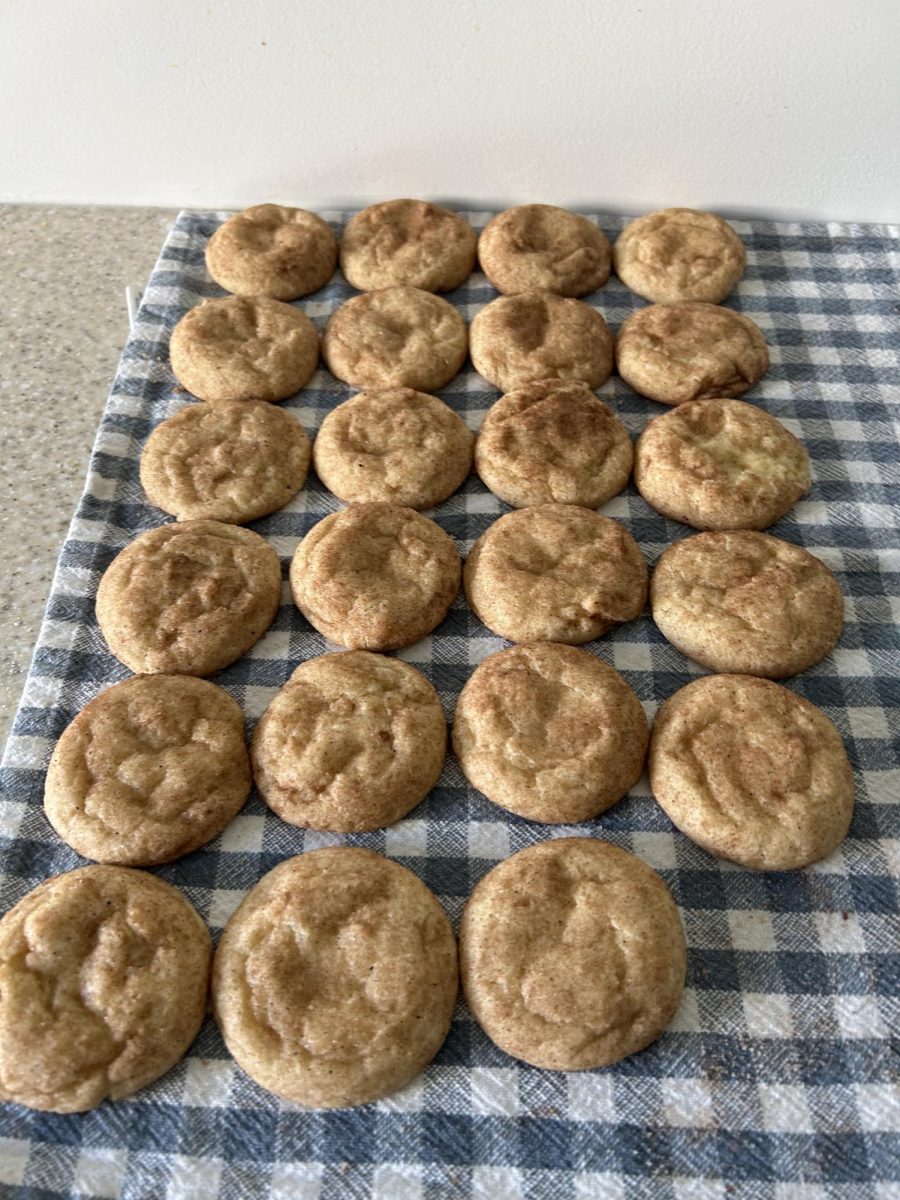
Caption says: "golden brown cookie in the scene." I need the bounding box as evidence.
[252,651,446,831]
[460,838,686,1070]
[96,521,282,676]
[651,531,844,677]
[464,504,647,644]
[141,400,311,524]
[650,675,854,869]
[452,643,648,822]
[474,379,632,508]
[312,388,473,509]
[0,866,210,1112]
[205,204,337,299]
[169,296,319,404]
[212,848,458,1107]
[44,675,250,865]
[634,399,811,530]
[478,205,611,297]
[291,503,461,650]
[470,291,613,392]
[616,302,769,405]
[614,209,747,304]
[340,200,476,292]
[322,287,467,392]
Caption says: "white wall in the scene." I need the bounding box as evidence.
[2,0,897,223]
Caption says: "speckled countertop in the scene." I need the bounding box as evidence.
[0,205,177,746]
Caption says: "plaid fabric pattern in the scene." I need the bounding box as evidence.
[0,209,899,1199]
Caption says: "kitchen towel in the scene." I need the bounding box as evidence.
[0,209,898,1199]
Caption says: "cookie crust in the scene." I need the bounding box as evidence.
[650,674,854,869]
[460,838,686,1069]
[212,848,458,1107]
[470,291,613,392]
[205,204,337,300]
[45,675,250,865]
[141,400,311,524]
[322,287,467,392]
[474,379,632,508]
[452,643,648,822]
[313,388,473,509]
[252,651,446,831]
[614,209,747,304]
[478,205,611,296]
[0,866,210,1112]
[290,503,461,650]
[651,531,844,677]
[169,295,319,404]
[616,302,769,405]
[340,199,476,292]
[464,504,647,644]
[96,520,282,676]
[634,399,810,530]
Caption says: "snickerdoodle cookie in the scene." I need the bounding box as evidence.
[470,291,613,392]
[322,287,467,392]
[474,379,632,508]
[252,651,446,831]
[616,302,769,404]
[460,838,686,1070]
[141,400,311,524]
[205,204,337,299]
[478,205,611,297]
[452,643,648,823]
[0,866,210,1112]
[291,504,461,650]
[614,209,747,304]
[634,399,810,530]
[44,675,250,865]
[212,848,458,1107]
[340,200,476,292]
[96,521,282,676]
[313,388,473,509]
[169,295,319,404]
[651,531,843,677]
[464,504,647,644]
[650,674,854,870]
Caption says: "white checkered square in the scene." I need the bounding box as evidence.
[270,1162,323,1200]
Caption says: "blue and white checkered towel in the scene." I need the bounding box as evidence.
[1,209,899,1199]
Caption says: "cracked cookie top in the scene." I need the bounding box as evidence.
[252,651,446,832]
[614,209,747,304]
[634,398,810,530]
[169,295,320,404]
[141,399,311,524]
[474,378,633,509]
[312,387,473,510]
[45,675,250,865]
[650,674,853,869]
[460,838,686,1069]
[616,302,769,405]
[340,200,476,293]
[464,504,647,644]
[478,205,611,297]
[470,291,614,392]
[452,643,648,823]
[322,287,468,392]
[212,848,458,1107]
[290,503,461,650]
[651,530,844,677]
[0,866,210,1112]
[96,520,282,676]
[205,204,337,300]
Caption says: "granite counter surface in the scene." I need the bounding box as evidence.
[0,205,177,745]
